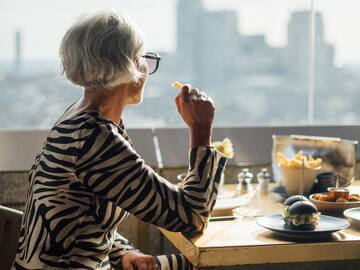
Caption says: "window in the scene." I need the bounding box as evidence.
[1,0,359,129]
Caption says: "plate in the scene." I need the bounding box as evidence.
[344,207,360,223]
[213,197,248,216]
[257,214,349,239]
[310,193,360,212]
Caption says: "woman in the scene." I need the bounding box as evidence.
[12,11,226,270]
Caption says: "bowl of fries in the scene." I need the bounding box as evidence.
[277,151,322,195]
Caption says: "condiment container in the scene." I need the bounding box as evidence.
[327,187,350,201]
[237,168,253,194]
[257,168,271,194]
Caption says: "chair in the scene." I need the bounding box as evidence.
[0,205,23,270]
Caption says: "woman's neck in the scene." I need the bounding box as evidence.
[78,85,129,125]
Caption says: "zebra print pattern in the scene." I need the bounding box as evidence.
[12,110,227,270]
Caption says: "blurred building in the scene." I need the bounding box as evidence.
[287,11,335,89]
[176,0,284,88]
[14,30,22,75]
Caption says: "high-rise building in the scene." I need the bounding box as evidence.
[176,0,282,88]
[287,11,334,88]
[176,0,204,80]
[14,30,22,75]
[176,0,244,86]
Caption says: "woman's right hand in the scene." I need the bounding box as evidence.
[175,84,215,147]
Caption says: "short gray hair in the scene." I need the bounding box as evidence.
[60,11,145,89]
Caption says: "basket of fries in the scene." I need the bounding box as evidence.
[276,151,322,194]
[272,135,357,191]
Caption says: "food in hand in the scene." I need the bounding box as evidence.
[283,199,320,230]
[171,81,184,91]
[276,151,322,169]
[212,138,234,158]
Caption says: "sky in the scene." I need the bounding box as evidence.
[1,0,359,66]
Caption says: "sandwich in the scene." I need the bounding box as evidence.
[282,195,308,222]
[283,200,320,230]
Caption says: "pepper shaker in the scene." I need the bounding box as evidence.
[237,168,253,195]
[256,168,271,194]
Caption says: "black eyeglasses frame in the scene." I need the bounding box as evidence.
[141,52,161,74]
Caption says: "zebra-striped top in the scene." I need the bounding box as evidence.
[12,110,227,270]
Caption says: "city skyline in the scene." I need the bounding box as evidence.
[0,0,359,129]
[0,0,360,66]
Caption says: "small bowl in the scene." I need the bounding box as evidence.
[279,166,320,195]
[310,193,360,212]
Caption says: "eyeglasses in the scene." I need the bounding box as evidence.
[141,52,161,75]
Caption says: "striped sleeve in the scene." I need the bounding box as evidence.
[75,122,227,233]
[108,231,137,269]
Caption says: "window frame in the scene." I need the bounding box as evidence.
[1,125,359,171]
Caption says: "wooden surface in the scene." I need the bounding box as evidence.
[160,183,360,268]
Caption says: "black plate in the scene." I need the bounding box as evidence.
[257,214,349,239]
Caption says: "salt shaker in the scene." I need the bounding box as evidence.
[256,168,271,194]
[237,168,253,195]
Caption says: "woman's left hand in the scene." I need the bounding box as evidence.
[122,250,158,270]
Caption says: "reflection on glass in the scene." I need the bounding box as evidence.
[0,0,359,128]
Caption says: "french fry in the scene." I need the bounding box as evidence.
[290,158,303,168]
[212,138,234,158]
[294,150,303,161]
[276,152,289,166]
[171,81,184,91]
[276,151,322,169]
[307,158,322,168]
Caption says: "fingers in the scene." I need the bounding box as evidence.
[180,84,192,100]
[122,261,135,270]
[191,87,199,96]
[135,255,157,270]
[178,84,209,101]
[177,85,215,107]
[175,95,181,113]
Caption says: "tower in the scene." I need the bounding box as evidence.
[287,11,334,88]
[14,30,22,75]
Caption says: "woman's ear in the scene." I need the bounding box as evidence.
[133,57,140,68]
[134,56,148,75]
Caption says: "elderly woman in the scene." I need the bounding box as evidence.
[12,11,226,270]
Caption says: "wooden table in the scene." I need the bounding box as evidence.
[160,183,360,269]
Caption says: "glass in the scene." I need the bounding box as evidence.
[141,52,161,75]
[1,0,360,129]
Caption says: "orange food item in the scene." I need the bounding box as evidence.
[348,194,360,202]
[336,197,349,203]
[313,194,333,202]
[314,192,360,202]
[328,188,350,201]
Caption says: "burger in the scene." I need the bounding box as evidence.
[282,195,320,230]
[283,201,320,230]
[282,195,308,221]
[283,195,309,207]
